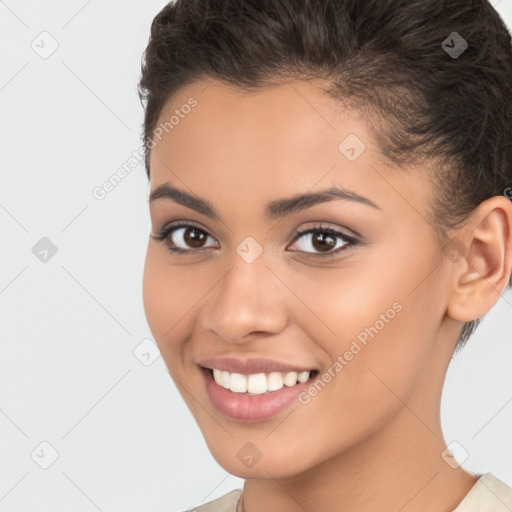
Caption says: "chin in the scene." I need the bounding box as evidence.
[207,442,318,480]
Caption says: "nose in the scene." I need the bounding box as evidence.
[204,249,289,344]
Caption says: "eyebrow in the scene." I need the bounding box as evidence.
[149,183,381,221]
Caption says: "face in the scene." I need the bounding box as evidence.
[143,79,458,479]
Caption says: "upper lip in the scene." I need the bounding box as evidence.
[198,357,317,375]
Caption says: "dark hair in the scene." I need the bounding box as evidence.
[138,0,512,352]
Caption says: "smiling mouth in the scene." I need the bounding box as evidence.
[204,367,319,395]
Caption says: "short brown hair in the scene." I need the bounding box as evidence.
[138,0,512,351]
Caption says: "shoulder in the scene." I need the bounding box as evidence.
[452,472,512,511]
[184,489,243,512]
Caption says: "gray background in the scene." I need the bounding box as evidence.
[0,1,511,511]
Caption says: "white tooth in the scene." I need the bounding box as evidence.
[221,370,231,389]
[297,371,310,383]
[267,372,284,391]
[229,372,248,393]
[247,373,267,394]
[213,368,223,385]
[283,371,298,386]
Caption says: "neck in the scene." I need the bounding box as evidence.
[239,392,477,512]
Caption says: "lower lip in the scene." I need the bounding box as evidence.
[201,367,317,422]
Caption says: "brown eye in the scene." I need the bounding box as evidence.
[288,226,359,258]
[166,225,216,251]
[311,232,336,252]
[151,222,218,254]
[182,227,208,248]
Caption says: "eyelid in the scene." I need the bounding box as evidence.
[290,221,359,242]
[162,219,212,234]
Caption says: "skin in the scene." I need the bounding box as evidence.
[143,78,512,512]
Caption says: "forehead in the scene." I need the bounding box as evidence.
[148,79,432,219]
[151,80,369,177]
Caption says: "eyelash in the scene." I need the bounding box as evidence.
[151,221,359,259]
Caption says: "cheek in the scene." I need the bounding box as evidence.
[142,247,211,363]
[142,248,184,353]
[299,266,432,416]
[142,248,165,336]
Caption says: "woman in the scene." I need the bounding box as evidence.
[138,0,512,510]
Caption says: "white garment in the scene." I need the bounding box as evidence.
[189,472,512,512]
[452,473,512,511]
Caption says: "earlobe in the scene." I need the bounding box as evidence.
[445,195,512,323]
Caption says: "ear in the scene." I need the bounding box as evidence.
[445,195,512,323]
